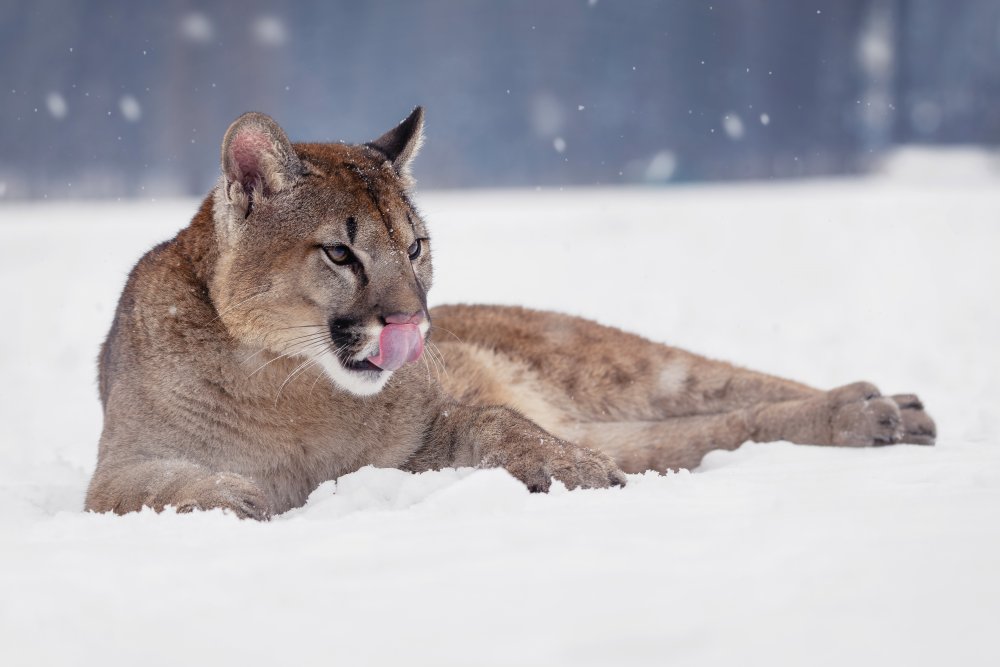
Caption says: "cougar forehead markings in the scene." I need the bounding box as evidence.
[209,131,434,397]
[84,106,934,521]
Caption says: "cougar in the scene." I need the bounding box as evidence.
[85,108,936,519]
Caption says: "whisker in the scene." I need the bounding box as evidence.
[274,358,317,405]
[246,338,318,377]
[297,339,335,358]
[271,324,327,332]
[241,347,267,365]
[308,360,329,397]
[208,288,271,323]
[240,331,329,365]
[422,344,439,379]
[429,324,465,344]
[420,351,433,384]
[426,341,450,382]
[274,342,333,405]
[247,352,295,378]
[277,331,330,347]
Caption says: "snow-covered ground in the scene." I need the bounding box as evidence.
[1,163,999,666]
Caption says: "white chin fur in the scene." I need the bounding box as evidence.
[317,350,392,396]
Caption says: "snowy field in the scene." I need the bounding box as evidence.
[1,161,999,666]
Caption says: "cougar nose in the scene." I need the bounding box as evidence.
[383,312,425,326]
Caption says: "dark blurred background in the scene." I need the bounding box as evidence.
[1,0,998,199]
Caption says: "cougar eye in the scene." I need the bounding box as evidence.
[407,239,422,260]
[322,244,354,266]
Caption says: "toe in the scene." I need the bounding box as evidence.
[870,397,904,445]
[890,394,924,411]
[832,396,902,446]
[828,381,881,407]
[900,407,936,446]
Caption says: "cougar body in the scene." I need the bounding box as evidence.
[86,109,935,519]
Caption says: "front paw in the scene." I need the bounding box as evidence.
[486,437,627,493]
[175,472,272,520]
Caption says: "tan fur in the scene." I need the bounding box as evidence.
[429,305,936,473]
[86,110,935,520]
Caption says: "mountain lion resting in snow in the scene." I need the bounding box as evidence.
[85,108,936,519]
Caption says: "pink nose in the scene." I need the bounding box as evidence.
[384,312,424,325]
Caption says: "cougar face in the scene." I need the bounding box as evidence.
[209,109,433,396]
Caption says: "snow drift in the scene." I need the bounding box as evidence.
[1,166,998,665]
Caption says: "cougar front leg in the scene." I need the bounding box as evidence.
[86,457,272,520]
[407,404,627,492]
[565,413,762,472]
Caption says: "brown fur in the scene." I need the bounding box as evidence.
[85,109,935,520]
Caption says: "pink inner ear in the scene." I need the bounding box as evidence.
[228,130,272,188]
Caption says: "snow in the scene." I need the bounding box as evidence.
[45,91,68,120]
[1,157,999,665]
[118,95,142,122]
[179,12,213,43]
[252,16,288,47]
[644,150,678,181]
[722,113,744,139]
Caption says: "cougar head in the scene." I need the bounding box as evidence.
[209,108,432,396]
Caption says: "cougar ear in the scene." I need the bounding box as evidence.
[221,112,302,217]
[366,106,424,186]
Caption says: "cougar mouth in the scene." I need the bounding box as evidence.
[327,318,378,374]
[340,356,382,374]
[329,318,425,375]
[322,317,427,395]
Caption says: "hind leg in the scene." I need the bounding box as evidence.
[431,304,822,421]
[563,382,936,473]
[430,304,936,473]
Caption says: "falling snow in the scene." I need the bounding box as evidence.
[118,95,142,122]
[45,92,67,119]
[253,16,287,47]
[179,12,213,43]
[722,113,745,139]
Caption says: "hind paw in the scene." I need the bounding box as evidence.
[890,394,936,445]
[827,383,935,447]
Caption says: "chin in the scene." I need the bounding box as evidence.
[317,350,393,396]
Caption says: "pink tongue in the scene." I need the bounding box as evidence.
[367,323,424,371]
